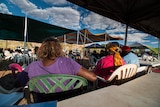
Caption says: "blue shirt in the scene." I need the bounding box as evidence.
[123,52,140,67]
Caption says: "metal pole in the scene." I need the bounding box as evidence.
[24,15,27,53]
[23,15,27,66]
[124,24,128,46]
[76,30,80,49]
[158,38,160,60]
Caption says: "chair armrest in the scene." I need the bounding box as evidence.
[94,76,107,89]
[137,66,147,73]
[96,76,106,82]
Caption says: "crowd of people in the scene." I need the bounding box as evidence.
[0,47,38,64]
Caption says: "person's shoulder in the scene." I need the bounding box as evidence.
[57,57,80,66]
[130,52,138,57]
[57,56,72,62]
[125,52,133,56]
[100,55,113,61]
[28,60,41,66]
[105,55,113,58]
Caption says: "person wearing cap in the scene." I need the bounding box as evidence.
[121,46,140,67]
[94,43,125,87]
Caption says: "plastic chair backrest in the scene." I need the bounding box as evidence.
[108,64,138,82]
[28,74,88,94]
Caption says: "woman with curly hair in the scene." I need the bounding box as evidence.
[16,36,96,87]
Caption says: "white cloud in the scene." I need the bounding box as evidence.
[151,41,158,44]
[106,27,126,34]
[47,7,80,29]
[108,32,151,44]
[10,0,37,14]
[109,33,124,39]
[82,12,121,30]
[0,3,12,14]
[43,0,68,5]
[9,0,80,29]
[28,9,49,20]
[126,33,149,42]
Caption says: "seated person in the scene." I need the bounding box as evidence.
[15,37,97,87]
[99,50,106,58]
[121,46,140,67]
[94,43,125,87]
[68,50,76,60]
[91,50,99,63]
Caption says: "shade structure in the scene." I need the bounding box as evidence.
[67,0,160,39]
[57,28,123,44]
[129,42,158,54]
[129,42,149,48]
[0,13,75,43]
[85,44,105,48]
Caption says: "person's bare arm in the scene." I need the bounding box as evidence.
[77,67,97,82]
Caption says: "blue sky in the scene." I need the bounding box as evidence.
[0,0,159,48]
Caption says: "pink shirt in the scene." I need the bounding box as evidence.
[94,55,125,80]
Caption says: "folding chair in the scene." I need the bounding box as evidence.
[25,74,88,103]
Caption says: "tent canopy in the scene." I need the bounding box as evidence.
[85,44,105,48]
[129,42,158,54]
[67,0,160,39]
[57,28,123,44]
[0,13,75,43]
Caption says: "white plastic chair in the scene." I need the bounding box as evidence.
[4,50,12,60]
[96,64,138,87]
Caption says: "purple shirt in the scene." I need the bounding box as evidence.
[24,57,81,79]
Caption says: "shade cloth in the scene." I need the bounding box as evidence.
[0,13,75,43]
